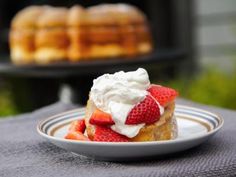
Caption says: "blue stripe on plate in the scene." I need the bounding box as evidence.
[43,113,82,133]
[44,114,81,134]
[176,106,220,124]
[175,109,218,128]
[40,110,84,132]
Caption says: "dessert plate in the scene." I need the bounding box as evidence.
[37,105,223,161]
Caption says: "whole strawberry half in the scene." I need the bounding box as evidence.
[65,119,89,141]
[125,95,160,125]
[147,84,178,107]
[93,126,129,142]
[68,119,86,133]
[89,109,115,126]
[65,131,90,141]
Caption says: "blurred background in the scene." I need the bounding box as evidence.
[0,0,236,117]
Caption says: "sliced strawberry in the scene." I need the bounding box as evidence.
[89,109,115,126]
[65,131,90,141]
[125,95,160,125]
[147,84,178,106]
[68,119,86,133]
[93,126,129,142]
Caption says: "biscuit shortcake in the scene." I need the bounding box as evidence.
[65,68,178,142]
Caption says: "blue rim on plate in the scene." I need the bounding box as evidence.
[37,105,224,145]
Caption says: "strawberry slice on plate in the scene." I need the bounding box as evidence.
[147,84,178,107]
[65,119,89,141]
[68,119,86,133]
[93,126,129,142]
[65,131,90,141]
[89,109,115,126]
[125,95,160,125]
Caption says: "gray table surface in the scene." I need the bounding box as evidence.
[0,99,235,177]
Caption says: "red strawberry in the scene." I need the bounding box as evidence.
[93,126,129,142]
[125,95,160,125]
[147,85,178,106]
[69,119,86,133]
[89,109,115,126]
[65,131,90,141]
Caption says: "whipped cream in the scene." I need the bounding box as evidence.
[90,68,160,138]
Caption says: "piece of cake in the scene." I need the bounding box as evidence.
[34,6,69,64]
[10,6,45,64]
[67,5,89,61]
[65,68,178,142]
[86,4,152,57]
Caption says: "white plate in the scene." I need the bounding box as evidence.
[37,105,223,161]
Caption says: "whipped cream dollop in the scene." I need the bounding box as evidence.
[90,68,156,138]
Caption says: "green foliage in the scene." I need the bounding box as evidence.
[0,88,18,117]
[164,68,236,110]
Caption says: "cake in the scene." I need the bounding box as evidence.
[67,5,88,61]
[84,4,152,58]
[10,6,45,64]
[35,7,69,64]
[9,4,153,64]
[65,68,178,142]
